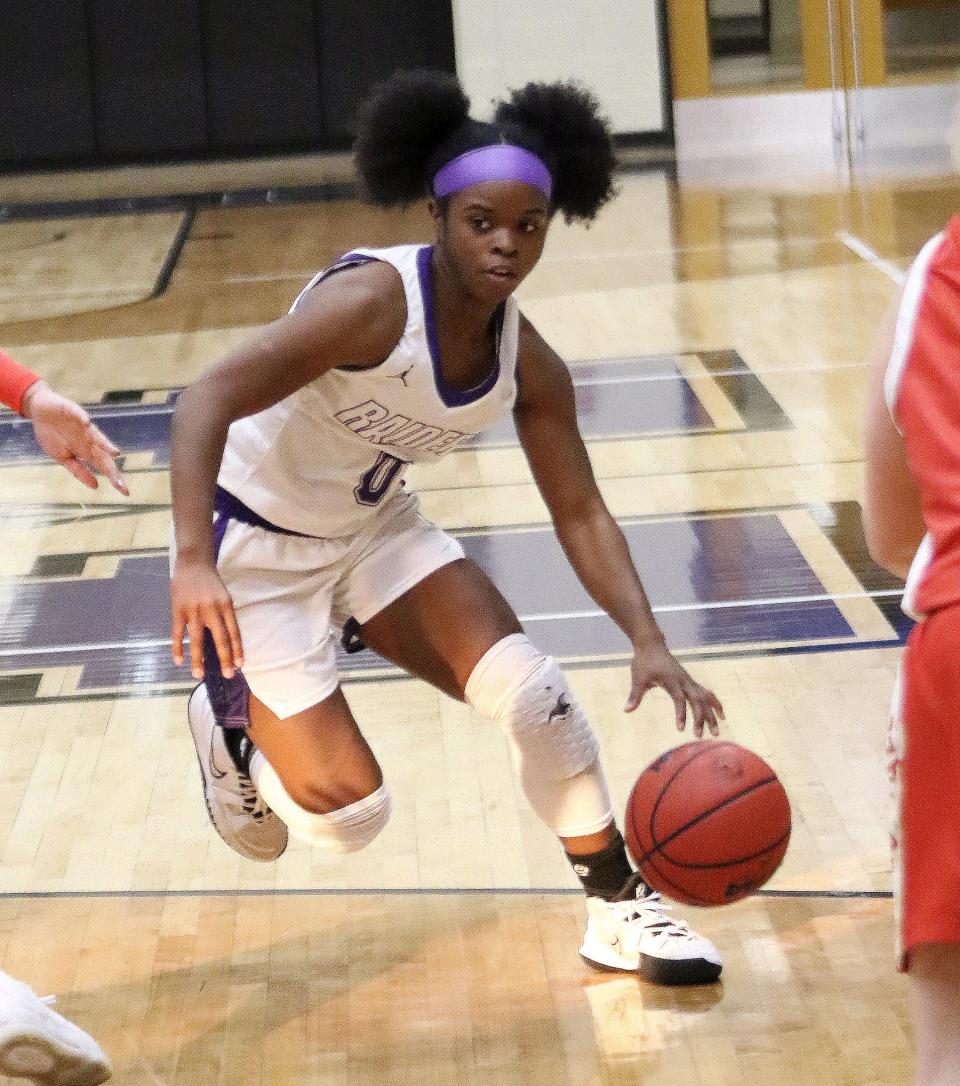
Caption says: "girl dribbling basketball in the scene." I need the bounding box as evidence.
[169,70,725,987]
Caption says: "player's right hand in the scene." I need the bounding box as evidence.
[170,560,244,681]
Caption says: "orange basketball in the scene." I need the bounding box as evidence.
[624,741,791,907]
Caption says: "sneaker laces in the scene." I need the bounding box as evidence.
[236,774,273,821]
[217,732,274,822]
[611,875,695,944]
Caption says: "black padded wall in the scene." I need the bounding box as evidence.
[87,0,208,158]
[202,0,323,152]
[316,0,457,143]
[0,0,456,169]
[0,1,96,164]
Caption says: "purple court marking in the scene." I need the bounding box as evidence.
[0,393,179,466]
[474,359,713,445]
[0,511,854,696]
[0,351,788,468]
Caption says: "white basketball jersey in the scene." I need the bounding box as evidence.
[218,244,520,537]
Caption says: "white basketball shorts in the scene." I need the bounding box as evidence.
[171,487,464,719]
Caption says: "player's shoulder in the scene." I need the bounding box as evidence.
[905,218,960,329]
[941,214,960,257]
[906,219,960,287]
[885,219,960,418]
[315,257,405,307]
[296,257,407,346]
[517,312,563,371]
[514,311,573,408]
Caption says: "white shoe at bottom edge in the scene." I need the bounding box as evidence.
[0,970,111,1085]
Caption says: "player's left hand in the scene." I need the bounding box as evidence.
[23,382,129,494]
[625,638,724,737]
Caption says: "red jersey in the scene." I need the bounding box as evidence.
[887,216,960,616]
[0,350,40,415]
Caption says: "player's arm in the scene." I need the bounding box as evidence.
[513,315,723,737]
[0,349,127,493]
[862,290,926,578]
[170,262,407,679]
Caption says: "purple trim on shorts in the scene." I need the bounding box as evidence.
[203,488,314,729]
[433,145,553,200]
[214,486,313,538]
[416,245,505,408]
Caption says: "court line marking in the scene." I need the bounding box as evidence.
[517,589,902,624]
[0,887,892,900]
[539,236,847,262]
[836,231,906,284]
[0,452,866,484]
[0,589,903,659]
[564,363,866,384]
[0,361,866,420]
[207,236,843,283]
[0,285,157,299]
[150,208,195,300]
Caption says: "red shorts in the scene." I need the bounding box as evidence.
[891,602,960,970]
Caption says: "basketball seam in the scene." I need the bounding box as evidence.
[651,826,792,871]
[627,780,718,906]
[646,742,723,852]
[641,777,789,868]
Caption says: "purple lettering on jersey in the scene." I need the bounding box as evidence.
[423,430,468,455]
[334,400,389,432]
[394,425,444,449]
[388,420,430,445]
[334,402,473,455]
[360,414,414,444]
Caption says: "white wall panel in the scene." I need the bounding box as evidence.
[451,1,667,135]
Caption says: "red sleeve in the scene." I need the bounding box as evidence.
[0,350,41,415]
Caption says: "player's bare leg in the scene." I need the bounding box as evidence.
[246,687,384,815]
[360,558,722,984]
[909,943,960,1085]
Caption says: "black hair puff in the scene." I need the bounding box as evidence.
[494,81,617,223]
[354,71,617,222]
[354,69,471,207]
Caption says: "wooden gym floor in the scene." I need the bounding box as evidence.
[0,156,945,1082]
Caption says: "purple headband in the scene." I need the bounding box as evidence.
[432,144,553,200]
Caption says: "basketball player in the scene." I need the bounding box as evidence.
[0,350,118,1083]
[864,219,960,1085]
[169,71,725,987]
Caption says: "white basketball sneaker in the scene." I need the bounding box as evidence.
[579,874,723,985]
[187,684,288,862]
[0,970,111,1085]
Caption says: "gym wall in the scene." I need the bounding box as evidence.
[450,0,670,136]
[0,0,455,168]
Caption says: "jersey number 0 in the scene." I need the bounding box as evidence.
[355,452,406,506]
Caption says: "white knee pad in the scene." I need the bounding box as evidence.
[465,633,612,838]
[252,755,391,853]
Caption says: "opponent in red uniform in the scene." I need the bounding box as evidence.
[865,216,960,1086]
[0,349,122,1084]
